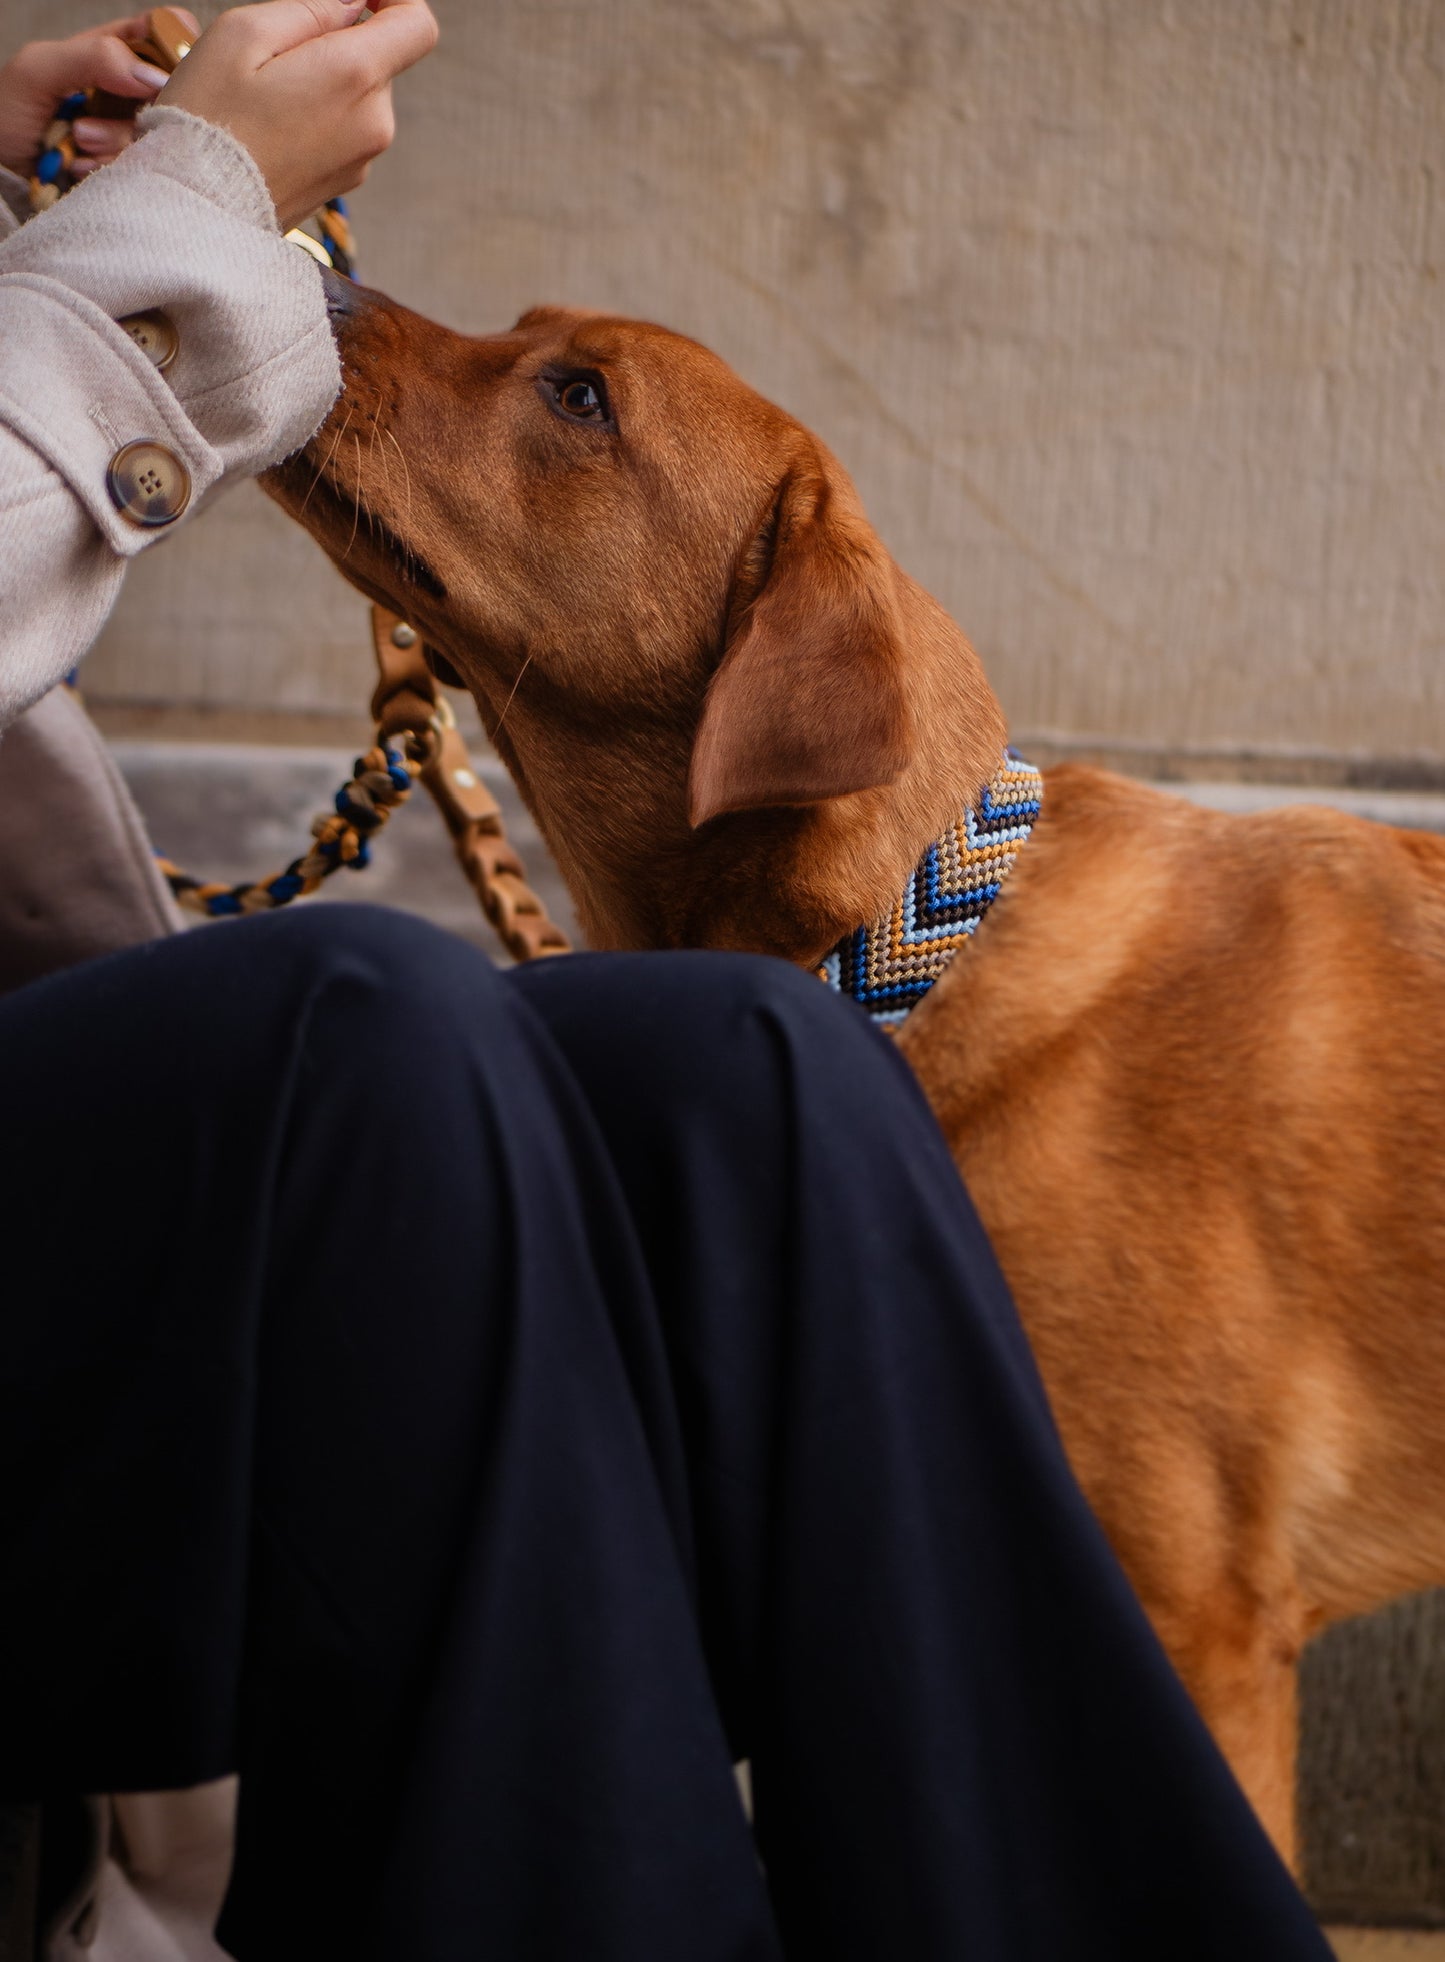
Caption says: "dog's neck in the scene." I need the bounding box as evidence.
[470,575,1011,963]
[818,752,1043,1027]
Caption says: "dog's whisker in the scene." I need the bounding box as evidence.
[343,433,365,560]
[380,427,414,541]
[380,425,414,537]
[298,407,352,518]
[493,649,535,737]
[365,413,381,513]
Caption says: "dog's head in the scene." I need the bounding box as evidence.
[266,283,1004,954]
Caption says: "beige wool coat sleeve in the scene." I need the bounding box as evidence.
[0,104,341,729]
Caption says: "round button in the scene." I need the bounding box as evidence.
[117,309,179,372]
[106,442,191,528]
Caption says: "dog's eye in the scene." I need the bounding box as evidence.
[541,371,612,427]
[560,380,601,418]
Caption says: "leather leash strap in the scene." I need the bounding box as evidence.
[370,606,571,962]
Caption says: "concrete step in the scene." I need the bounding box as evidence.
[107,737,1445,967]
[1331,1936,1445,1958]
[1168,780,1445,833]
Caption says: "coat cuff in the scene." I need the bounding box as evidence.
[0,106,339,495]
[0,275,221,558]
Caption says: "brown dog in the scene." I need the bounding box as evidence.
[267,283,1445,1866]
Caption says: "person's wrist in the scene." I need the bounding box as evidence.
[135,104,286,236]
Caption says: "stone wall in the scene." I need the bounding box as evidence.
[17,0,1445,769]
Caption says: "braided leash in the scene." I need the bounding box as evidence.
[155,616,571,960]
[29,11,194,212]
[42,9,570,961]
[155,731,426,918]
[30,91,94,211]
[369,607,572,962]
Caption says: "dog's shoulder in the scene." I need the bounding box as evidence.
[901,762,1445,1127]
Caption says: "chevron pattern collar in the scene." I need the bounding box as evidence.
[818,751,1043,1028]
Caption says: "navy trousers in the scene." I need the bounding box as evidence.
[0,906,1330,1960]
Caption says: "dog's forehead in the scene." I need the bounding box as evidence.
[514,309,768,406]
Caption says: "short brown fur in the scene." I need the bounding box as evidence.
[268,290,1445,1864]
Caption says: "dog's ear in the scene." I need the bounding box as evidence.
[688,459,911,828]
[511,305,573,331]
[511,304,606,332]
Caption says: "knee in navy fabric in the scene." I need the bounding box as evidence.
[195,904,518,1101]
[508,944,845,1045]
[223,901,504,1014]
[506,945,929,1158]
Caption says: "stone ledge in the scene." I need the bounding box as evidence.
[1018,733,1445,797]
[107,734,1445,971]
[1331,1935,1445,1958]
[1167,779,1445,833]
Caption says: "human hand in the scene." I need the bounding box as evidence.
[0,10,199,179]
[161,0,439,232]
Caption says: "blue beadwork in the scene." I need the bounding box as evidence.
[819,752,1043,1029]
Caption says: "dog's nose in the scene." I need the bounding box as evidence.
[320,265,369,331]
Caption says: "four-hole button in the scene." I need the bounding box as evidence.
[117,309,179,373]
[106,440,191,528]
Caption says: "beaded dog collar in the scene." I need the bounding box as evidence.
[818,752,1043,1028]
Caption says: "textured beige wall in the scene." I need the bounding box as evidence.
[24,0,1445,764]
